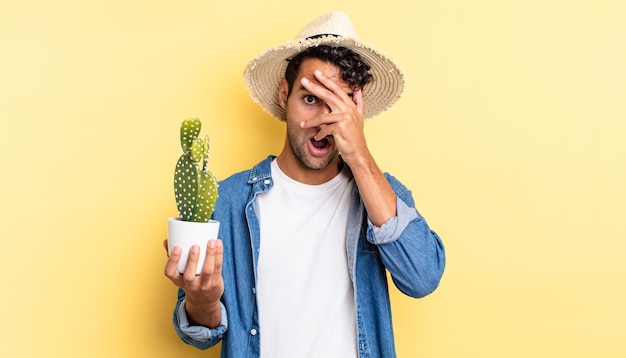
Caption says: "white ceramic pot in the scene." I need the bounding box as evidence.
[168,217,220,274]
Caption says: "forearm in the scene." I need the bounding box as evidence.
[347,151,396,226]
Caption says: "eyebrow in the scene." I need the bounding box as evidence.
[298,85,354,98]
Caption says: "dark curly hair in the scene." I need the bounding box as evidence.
[284,45,372,96]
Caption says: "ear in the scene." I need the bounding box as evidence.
[278,78,289,110]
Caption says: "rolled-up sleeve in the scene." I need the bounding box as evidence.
[366,174,446,299]
[172,290,227,350]
[367,196,419,245]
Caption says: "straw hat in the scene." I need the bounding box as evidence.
[243,11,405,121]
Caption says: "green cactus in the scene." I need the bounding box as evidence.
[174,117,218,222]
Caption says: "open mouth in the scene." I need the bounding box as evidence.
[309,136,332,156]
[311,137,329,149]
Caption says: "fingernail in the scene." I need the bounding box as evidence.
[208,240,216,248]
[172,246,181,255]
[314,70,322,76]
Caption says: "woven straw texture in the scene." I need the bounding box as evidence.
[243,12,405,121]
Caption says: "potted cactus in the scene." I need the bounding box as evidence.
[168,117,219,274]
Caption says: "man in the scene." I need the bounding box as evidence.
[164,11,446,357]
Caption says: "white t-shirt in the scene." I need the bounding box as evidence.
[256,159,357,358]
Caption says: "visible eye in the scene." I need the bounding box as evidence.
[303,95,317,104]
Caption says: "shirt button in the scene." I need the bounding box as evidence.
[252,287,256,294]
[250,329,258,336]
[264,179,270,185]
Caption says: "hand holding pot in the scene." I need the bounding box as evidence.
[164,239,224,328]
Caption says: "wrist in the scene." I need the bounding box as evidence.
[342,147,372,168]
[185,298,221,327]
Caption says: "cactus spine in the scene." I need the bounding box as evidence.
[174,118,218,222]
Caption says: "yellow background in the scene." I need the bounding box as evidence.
[1,0,625,357]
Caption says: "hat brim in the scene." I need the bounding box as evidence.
[244,35,405,121]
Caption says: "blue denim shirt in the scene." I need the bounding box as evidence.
[172,155,446,357]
